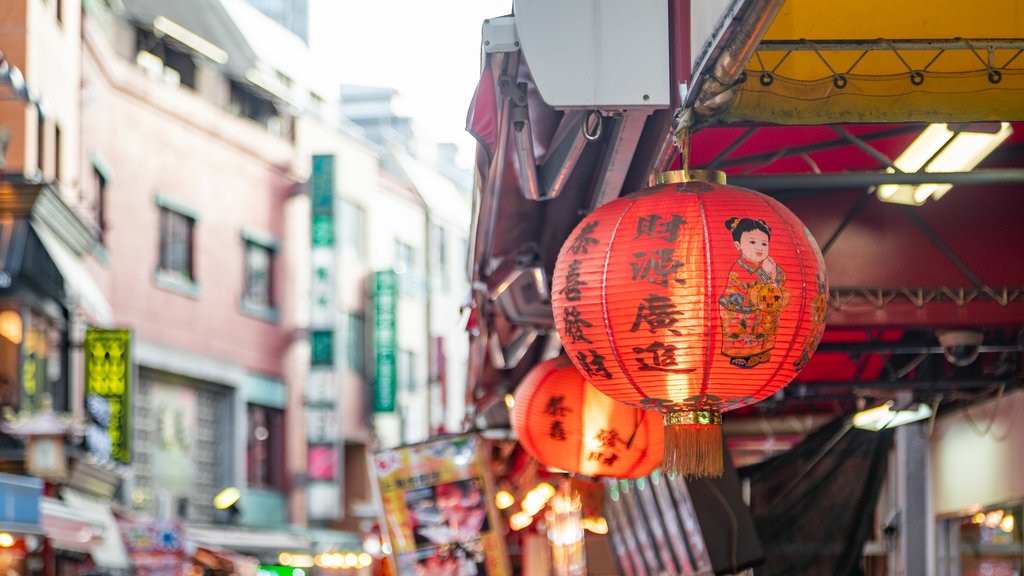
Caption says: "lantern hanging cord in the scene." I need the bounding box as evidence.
[673,108,694,174]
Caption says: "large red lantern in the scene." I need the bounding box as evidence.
[511,356,664,479]
[551,171,828,478]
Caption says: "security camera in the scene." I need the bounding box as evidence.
[936,329,984,367]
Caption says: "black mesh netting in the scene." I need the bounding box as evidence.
[738,416,895,576]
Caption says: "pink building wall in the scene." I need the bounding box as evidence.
[80,21,302,377]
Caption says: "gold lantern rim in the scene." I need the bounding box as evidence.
[649,169,728,186]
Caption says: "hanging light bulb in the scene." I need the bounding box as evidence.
[582,516,608,534]
[495,489,516,510]
[509,511,534,531]
[985,510,1004,529]
[1001,514,1015,534]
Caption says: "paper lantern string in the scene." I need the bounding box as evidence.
[672,107,694,174]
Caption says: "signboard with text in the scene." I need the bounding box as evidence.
[84,328,132,464]
[372,270,397,413]
[372,434,511,576]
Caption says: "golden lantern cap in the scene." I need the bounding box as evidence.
[650,169,727,186]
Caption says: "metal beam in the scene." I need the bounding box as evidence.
[729,169,1024,191]
[709,125,921,170]
[786,377,1013,392]
[814,342,1022,355]
[588,110,650,210]
[828,286,1024,309]
[757,38,1024,52]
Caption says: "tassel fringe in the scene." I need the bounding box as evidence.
[662,419,724,479]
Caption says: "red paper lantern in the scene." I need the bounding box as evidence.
[511,356,664,479]
[551,171,828,478]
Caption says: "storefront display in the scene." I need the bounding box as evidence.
[0,472,44,576]
[943,503,1023,576]
[372,434,511,576]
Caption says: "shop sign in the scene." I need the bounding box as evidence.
[118,517,188,576]
[372,270,397,413]
[372,434,511,576]
[0,472,42,529]
[310,154,335,329]
[84,328,132,464]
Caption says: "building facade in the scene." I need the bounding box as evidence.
[80,0,318,565]
[1,0,125,573]
[1,0,474,573]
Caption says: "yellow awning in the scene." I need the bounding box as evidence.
[701,0,1024,125]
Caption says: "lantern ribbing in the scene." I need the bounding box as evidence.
[551,172,828,478]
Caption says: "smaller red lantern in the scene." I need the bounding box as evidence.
[511,356,663,479]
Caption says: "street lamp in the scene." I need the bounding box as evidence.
[213,486,242,524]
[1,394,83,481]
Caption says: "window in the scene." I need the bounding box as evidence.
[162,47,196,88]
[342,312,366,377]
[395,240,415,274]
[36,110,45,176]
[459,237,469,266]
[241,230,278,320]
[340,199,366,258]
[229,81,277,125]
[157,202,196,283]
[458,236,469,289]
[431,223,449,291]
[0,308,21,410]
[397,349,415,393]
[309,92,325,116]
[246,404,285,491]
[18,309,67,413]
[54,124,62,183]
[135,26,197,89]
[92,165,108,244]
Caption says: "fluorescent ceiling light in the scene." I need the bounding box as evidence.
[877,122,1013,205]
[852,400,933,431]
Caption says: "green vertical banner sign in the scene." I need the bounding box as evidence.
[310,155,335,246]
[310,155,336,334]
[84,328,132,464]
[373,270,398,413]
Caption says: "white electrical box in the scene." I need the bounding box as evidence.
[482,15,520,54]
[513,0,670,109]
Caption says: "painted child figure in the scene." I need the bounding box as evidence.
[718,216,789,368]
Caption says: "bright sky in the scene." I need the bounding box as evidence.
[308,0,513,165]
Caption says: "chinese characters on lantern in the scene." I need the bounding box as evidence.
[558,211,699,382]
[511,357,664,479]
[541,392,624,467]
[550,175,829,477]
[544,394,570,440]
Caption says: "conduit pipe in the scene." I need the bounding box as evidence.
[687,0,786,120]
[512,105,589,201]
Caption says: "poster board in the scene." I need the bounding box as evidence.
[371,434,511,576]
